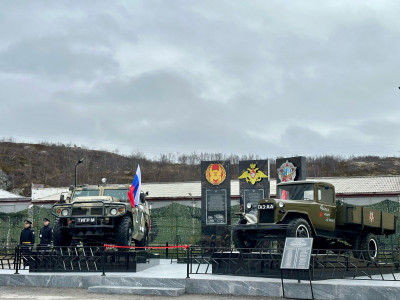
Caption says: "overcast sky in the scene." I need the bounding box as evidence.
[1,1,400,159]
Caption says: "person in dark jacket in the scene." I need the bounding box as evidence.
[19,219,35,268]
[20,219,35,245]
[39,218,53,249]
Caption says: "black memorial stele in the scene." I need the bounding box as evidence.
[201,161,231,247]
[238,160,270,214]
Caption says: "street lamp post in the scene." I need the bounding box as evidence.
[189,193,196,235]
[74,157,85,187]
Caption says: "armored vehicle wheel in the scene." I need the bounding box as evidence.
[287,218,312,238]
[53,219,72,247]
[232,219,257,252]
[360,233,378,261]
[135,227,149,248]
[116,216,133,247]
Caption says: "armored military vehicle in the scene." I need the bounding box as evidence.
[233,181,396,261]
[51,181,150,247]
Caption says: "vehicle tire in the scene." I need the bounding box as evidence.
[116,216,133,247]
[286,218,312,238]
[135,226,149,248]
[360,233,378,261]
[232,218,257,252]
[53,218,72,247]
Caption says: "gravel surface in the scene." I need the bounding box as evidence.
[0,286,283,300]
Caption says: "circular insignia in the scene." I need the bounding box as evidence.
[277,160,297,182]
[205,164,226,185]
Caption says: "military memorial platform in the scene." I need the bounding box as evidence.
[2,259,400,299]
[2,245,400,299]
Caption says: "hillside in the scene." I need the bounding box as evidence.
[0,141,399,196]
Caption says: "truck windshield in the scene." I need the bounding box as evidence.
[72,189,99,200]
[103,189,129,202]
[277,184,314,201]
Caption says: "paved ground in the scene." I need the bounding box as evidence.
[0,286,282,300]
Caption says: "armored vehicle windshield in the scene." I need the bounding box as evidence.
[103,189,129,201]
[71,189,99,200]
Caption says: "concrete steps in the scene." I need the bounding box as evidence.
[88,285,185,297]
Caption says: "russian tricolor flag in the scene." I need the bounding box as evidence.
[128,165,141,207]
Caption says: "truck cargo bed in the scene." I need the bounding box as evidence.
[336,204,396,234]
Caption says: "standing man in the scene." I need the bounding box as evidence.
[19,219,35,268]
[20,219,35,245]
[39,218,53,249]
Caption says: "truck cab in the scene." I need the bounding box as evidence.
[259,181,337,234]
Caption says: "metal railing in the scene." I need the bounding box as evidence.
[12,245,106,273]
[3,244,400,281]
[186,246,400,281]
[2,244,172,274]
[0,246,15,269]
[8,245,151,274]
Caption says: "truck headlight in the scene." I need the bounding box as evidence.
[246,203,253,211]
[61,209,69,216]
[110,208,117,216]
[279,202,284,208]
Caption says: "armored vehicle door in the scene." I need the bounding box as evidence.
[133,204,145,239]
[315,184,336,232]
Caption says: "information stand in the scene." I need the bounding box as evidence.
[280,238,314,299]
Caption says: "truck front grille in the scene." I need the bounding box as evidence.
[72,207,103,216]
[259,210,274,223]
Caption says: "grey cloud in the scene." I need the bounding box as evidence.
[0,36,118,79]
[1,1,400,157]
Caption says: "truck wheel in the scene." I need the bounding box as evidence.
[53,219,72,247]
[232,219,256,251]
[360,233,378,261]
[287,218,312,238]
[135,227,149,248]
[116,216,133,247]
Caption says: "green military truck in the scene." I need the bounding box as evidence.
[233,181,396,261]
[51,182,150,247]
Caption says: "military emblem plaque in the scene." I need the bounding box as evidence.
[276,156,307,184]
[238,160,270,214]
[201,161,231,247]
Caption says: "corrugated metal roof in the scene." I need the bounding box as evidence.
[314,176,400,194]
[31,176,400,203]
[31,187,67,201]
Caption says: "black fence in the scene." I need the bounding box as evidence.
[2,244,400,281]
[1,245,160,274]
[186,246,400,281]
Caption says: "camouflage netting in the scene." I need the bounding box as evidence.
[0,205,53,246]
[367,200,400,249]
[149,203,201,245]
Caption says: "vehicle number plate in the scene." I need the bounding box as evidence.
[258,204,274,210]
[76,217,96,224]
